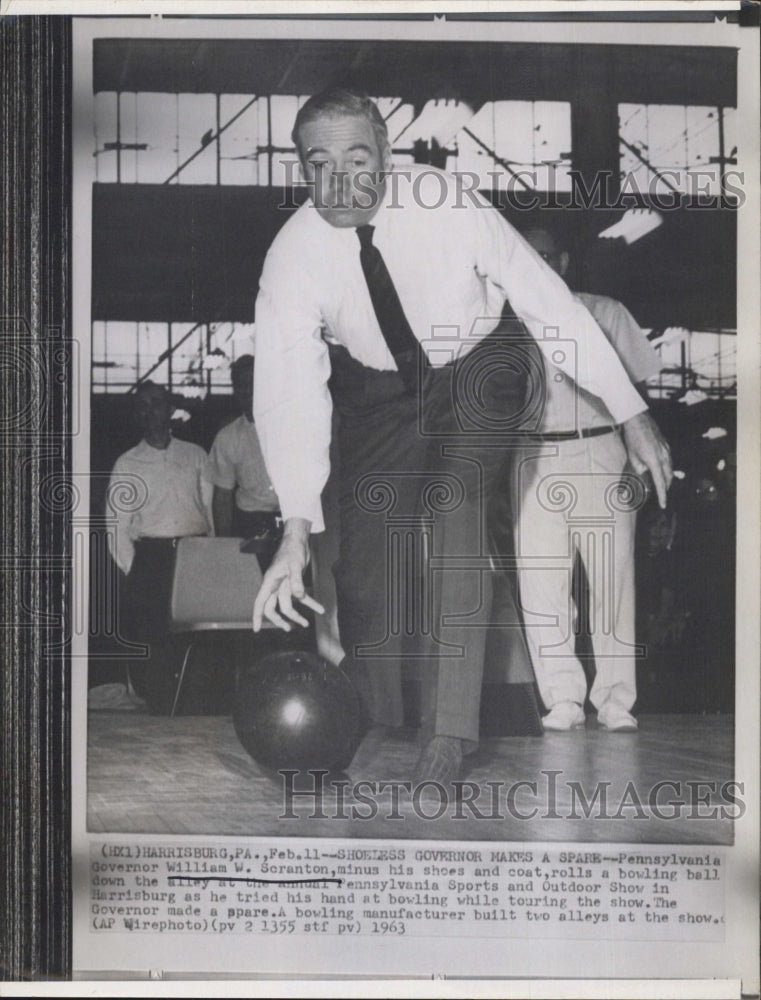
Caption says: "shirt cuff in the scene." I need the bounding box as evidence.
[204,472,236,490]
[605,383,648,425]
[118,542,134,576]
[279,495,325,534]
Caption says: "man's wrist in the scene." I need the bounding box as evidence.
[610,391,648,426]
[623,410,651,428]
[282,517,312,544]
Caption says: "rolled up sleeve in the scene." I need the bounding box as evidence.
[472,200,647,425]
[253,244,333,533]
[204,434,236,490]
[106,460,136,576]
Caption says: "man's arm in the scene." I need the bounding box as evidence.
[212,486,235,537]
[634,381,651,403]
[253,242,333,532]
[473,206,672,505]
[203,431,236,536]
[105,463,135,576]
[578,292,671,502]
[252,236,333,629]
[577,292,662,391]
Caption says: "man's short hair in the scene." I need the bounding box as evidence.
[523,225,562,252]
[134,380,168,401]
[230,354,254,383]
[291,88,389,157]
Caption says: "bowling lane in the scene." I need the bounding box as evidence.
[87,711,734,843]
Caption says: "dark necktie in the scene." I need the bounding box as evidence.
[356,224,427,392]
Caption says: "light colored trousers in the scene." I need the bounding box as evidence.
[512,430,640,712]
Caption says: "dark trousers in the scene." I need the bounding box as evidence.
[121,539,176,643]
[328,328,535,749]
[119,538,178,708]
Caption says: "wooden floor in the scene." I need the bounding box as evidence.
[87,711,734,843]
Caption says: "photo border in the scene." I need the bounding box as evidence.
[1,4,758,992]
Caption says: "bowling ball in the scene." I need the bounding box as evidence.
[233,650,362,772]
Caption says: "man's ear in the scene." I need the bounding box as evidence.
[558,251,570,278]
[382,140,392,173]
[292,134,307,182]
[296,152,307,183]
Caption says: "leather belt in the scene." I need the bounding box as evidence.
[529,424,619,442]
[134,534,206,548]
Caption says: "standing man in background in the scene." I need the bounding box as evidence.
[251,88,672,787]
[205,354,281,540]
[108,380,213,711]
[513,226,663,732]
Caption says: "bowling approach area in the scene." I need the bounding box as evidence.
[87,709,734,844]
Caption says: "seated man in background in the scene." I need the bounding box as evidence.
[205,354,281,541]
[512,226,664,732]
[107,380,213,711]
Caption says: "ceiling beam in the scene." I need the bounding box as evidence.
[93,38,737,109]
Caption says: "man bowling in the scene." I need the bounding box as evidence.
[251,88,672,787]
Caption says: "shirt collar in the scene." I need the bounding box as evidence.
[134,434,174,460]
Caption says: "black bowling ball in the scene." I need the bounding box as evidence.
[233,650,362,772]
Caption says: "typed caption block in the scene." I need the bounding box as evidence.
[89,841,725,941]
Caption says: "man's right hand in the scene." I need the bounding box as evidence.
[252,517,325,632]
[621,410,673,509]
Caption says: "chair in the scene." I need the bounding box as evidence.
[168,537,275,717]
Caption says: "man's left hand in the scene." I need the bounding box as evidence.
[622,411,673,508]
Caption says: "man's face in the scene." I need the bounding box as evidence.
[232,370,254,418]
[524,229,568,278]
[297,114,391,228]
[134,386,172,434]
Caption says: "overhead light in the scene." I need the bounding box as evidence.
[177,384,206,399]
[678,389,708,406]
[598,208,663,245]
[202,348,228,371]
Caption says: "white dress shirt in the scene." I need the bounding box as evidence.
[107,436,213,575]
[539,292,663,433]
[254,164,647,532]
[203,414,279,512]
